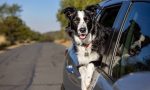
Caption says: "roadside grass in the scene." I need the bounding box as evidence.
[54,39,71,47]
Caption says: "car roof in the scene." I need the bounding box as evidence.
[99,0,125,8]
[99,0,150,8]
[101,0,150,3]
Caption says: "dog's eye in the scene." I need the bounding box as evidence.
[84,17,89,23]
[73,17,80,24]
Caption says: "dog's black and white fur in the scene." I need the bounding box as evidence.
[63,5,111,90]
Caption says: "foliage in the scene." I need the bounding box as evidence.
[0,43,9,50]
[0,3,21,22]
[43,31,64,41]
[0,3,43,48]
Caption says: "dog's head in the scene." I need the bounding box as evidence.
[62,5,99,41]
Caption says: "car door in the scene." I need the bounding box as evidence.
[63,47,81,90]
[93,1,131,90]
[95,1,150,90]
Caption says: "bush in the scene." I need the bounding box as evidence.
[0,43,9,50]
[39,35,54,42]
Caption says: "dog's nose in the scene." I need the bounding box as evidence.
[79,28,86,33]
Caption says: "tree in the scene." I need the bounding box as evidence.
[0,22,8,34]
[0,3,22,38]
[0,3,48,47]
[0,3,21,21]
[57,0,102,29]
[0,3,8,22]
[3,16,24,44]
[0,3,44,45]
[7,4,22,17]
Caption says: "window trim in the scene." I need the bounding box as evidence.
[95,1,131,81]
[97,4,122,24]
[109,2,133,76]
[96,4,122,78]
[96,1,134,82]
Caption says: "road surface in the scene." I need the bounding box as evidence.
[0,42,66,90]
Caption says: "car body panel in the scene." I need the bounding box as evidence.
[113,72,150,90]
[94,70,113,90]
[67,45,79,66]
[63,65,80,90]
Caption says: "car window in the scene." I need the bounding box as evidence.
[112,2,150,80]
[99,5,121,28]
[97,5,122,74]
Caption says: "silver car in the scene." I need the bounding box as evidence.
[62,0,150,90]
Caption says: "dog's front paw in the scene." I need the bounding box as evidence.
[85,63,95,88]
[85,75,92,88]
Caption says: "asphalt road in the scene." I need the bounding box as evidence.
[0,42,66,90]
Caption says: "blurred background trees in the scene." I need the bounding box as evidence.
[0,0,103,49]
[0,3,43,49]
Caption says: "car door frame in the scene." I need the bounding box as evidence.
[94,1,132,90]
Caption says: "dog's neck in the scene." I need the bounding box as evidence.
[74,41,93,49]
[81,43,91,48]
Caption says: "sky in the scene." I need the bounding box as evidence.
[0,0,61,33]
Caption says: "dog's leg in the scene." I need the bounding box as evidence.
[85,63,95,89]
[79,66,87,90]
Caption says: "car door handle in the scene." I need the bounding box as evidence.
[66,65,75,74]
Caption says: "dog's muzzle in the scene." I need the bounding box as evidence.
[79,28,86,33]
[79,28,88,40]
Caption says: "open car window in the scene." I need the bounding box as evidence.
[99,5,121,28]
[97,5,122,74]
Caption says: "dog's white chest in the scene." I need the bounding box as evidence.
[77,45,99,65]
[78,45,91,56]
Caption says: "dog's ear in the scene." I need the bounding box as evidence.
[62,7,77,20]
[85,4,99,17]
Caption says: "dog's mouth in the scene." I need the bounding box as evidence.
[79,34,87,40]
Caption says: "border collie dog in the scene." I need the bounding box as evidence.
[63,5,111,90]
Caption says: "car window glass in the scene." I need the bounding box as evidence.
[97,5,121,73]
[112,2,150,80]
